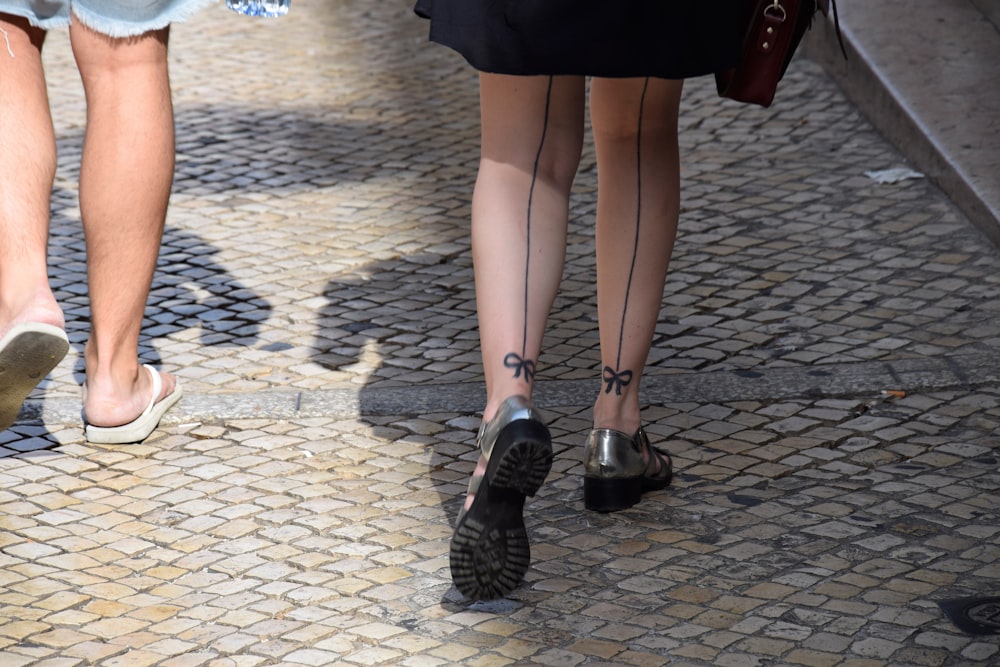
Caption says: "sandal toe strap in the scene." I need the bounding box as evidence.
[645,444,673,480]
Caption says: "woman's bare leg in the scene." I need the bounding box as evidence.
[474,73,585,421]
[590,77,683,433]
[449,74,585,600]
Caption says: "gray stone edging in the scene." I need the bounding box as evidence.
[21,350,1000,425]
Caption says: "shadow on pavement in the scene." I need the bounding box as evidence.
[316,251,481,529]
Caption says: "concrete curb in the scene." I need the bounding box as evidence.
[803,0,1000,246]
[22,349,1000,424]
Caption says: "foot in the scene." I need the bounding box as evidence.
[450,395,552,600]
[84,364,181,444]
[0,285,65,339]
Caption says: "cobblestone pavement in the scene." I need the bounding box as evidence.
[2,1,999,665]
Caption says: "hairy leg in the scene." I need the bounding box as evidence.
[590,77,683,433]
[473,73,585,421]
[0,15,63,336]
[70,19,177,426]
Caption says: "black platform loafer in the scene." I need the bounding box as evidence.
[450,395,552,600]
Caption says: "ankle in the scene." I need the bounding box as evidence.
[83,363,164,428]
[593,396,641,434]
[483,389,534,423]
[0,287,64,336]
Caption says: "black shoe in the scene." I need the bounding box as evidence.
[583,426,672,512]
[450,395,552,600]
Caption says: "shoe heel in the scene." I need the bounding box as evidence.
[489,419,552,497]
[584,476,642,513]
[450,514,530,601]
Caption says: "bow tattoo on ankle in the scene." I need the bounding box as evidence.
[602,366,633,395]
[505,352,536,381]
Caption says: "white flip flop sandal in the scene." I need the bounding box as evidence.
[85,365,182,444]
[0,322,70,431]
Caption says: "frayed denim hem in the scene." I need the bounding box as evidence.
[71,0,216,37]
[0,8,72,31]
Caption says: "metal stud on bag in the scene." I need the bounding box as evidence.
[760,0,787,52]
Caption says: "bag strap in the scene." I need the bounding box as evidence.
[817,0,849,59]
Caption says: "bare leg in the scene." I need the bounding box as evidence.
[474,73,585,421]
[450,74,585,600]
[590,77,683,433]
[70,20,177,427]
[0,15,64,335]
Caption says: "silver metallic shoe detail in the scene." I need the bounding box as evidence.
[583,426,672,512]
[477,395,543,459]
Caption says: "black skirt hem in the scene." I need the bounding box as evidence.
[416,1,745,80]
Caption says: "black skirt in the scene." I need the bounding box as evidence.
[414,0,746,79]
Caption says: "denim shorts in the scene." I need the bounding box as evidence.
[1,0,215,37]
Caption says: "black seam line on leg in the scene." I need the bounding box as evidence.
[519,76,554,366]
[607,77,650,395]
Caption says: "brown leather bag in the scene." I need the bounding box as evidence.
[716,0,842,107]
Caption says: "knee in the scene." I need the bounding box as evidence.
[592,114,680,162]
[537,143,583,192]
[538,120,587,189]
[72,24,169,80]
[590,78,682,142]
[483,127,583,193]
[593,113,678,144]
